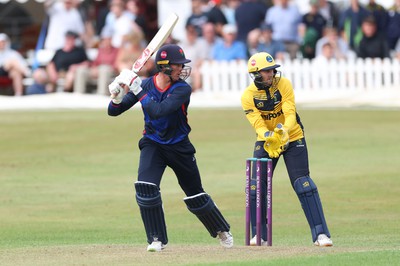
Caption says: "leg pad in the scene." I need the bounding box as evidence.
[135,181,168,244]
[184,193,230,237]
[294,176,330,242]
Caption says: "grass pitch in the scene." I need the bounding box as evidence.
[0,108,399,265]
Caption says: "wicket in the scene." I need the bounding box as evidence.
[245,158,273,246]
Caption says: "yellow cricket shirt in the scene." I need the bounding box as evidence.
[241,76,304,142]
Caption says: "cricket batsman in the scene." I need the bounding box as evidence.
[241,52,333,247]
[107,44,233,252]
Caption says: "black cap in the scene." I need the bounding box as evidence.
[65,31,79,38]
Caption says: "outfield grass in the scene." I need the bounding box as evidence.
[0,108,399,265]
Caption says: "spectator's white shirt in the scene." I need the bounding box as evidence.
[44,2,85,51]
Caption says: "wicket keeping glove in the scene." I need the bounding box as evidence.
[115,69,142,95]
[108,81,125,104]
[274,123,289,151]
[263,131,282,158]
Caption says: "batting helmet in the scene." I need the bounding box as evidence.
[247,52,280,73]
[155,44,191,66]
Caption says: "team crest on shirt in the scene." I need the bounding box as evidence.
[296,139,304,147]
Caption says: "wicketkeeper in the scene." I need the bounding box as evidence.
[107,44,233,252]
[241,52,333,247]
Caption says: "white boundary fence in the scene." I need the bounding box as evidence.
[199,58,400,108]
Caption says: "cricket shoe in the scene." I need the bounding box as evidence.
[147,241,165,252]
[250,235,268,246]
[314,234,333,247]
[217,231,233,248]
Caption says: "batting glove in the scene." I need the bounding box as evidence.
[115,69,142,95]
[108,81,124,104]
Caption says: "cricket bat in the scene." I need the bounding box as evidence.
[111,13,179,98]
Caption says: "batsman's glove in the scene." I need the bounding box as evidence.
[115,69,142,95]
[108,81,125,104]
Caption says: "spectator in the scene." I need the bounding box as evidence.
[200,22,223,59]
[46,31,89,92]
[314,42,336,63]
[315,26,350,60]
[221,0,241,25]
[318,0,340,28]
[299,0,327,59]
[25,68,48,95]
[179,24,209,91]
[235,0,268,44]
[211,24,247,61]
[126,0,148,35]
[203,0,228,37]
[365,0,389,35]
[247,28,262,57]
[265,0,302,60]
[250,23,286,61]
[74,29,119,95]
[338,0,370,52]
[114,31,154,77]
[387,0,400,50]
[186,0,210,37]
[0,33,30,96]
[44,0,85,51]
[103,0,139,49]
[395,38,400,60]
[357,15,390,59]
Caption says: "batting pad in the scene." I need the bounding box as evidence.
[294,176,331,242]
[135,181,168,245]
[183,193,230,238]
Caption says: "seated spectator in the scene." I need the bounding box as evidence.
[0,33,30,96]
[179,24,209,91]
[366,0,389,34]
[387,0,400,50]
[25,68,48,95]
[248,24,286,61]
[357,15,390,59]
[299,0,327,59]
[46,31,89,92]
[186,0,210,37]
[315,26,349,60]
[265,0,302,59]
[314,42,335,63]
[211,24,247,61]
[318,0,340,28]
[74,29,119,95]
[200,22,223,59]
[114,31,154,77]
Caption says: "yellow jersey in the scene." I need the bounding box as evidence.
[241,76,304,142]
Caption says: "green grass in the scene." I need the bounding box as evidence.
[0,108,399,265]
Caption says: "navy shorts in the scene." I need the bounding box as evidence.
[137,137,205,196]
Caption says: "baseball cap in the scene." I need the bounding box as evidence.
[0,33,9,42]
[222,24,237,35]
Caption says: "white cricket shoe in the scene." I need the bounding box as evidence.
[250,235,268,246]
[314,234,333,247]
[217,231,233,248]
[147,241,165,252]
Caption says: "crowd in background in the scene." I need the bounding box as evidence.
[0,0,400,96]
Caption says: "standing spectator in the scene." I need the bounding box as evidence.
[186,0,210,37]
[387,0,400,50]
[74,29,119,95]
[357,15,390,59]
[46,31,89,92]
[107,44,233,252]
[221,0,241,25]
[318,0,340,28]
[0,33,30,96]
[299,0,327,59]
[338,0,370,52]
[315,26,350,60]
[235,0,268,44]
[203,0,228,37]
[265,0,302,59]
[211,24,247,61]
[200,22,223,59]
[44,0,85,51]
[365,0,389,35]
[179,24,209,91]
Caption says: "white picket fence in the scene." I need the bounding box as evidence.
[197,58,400,107]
